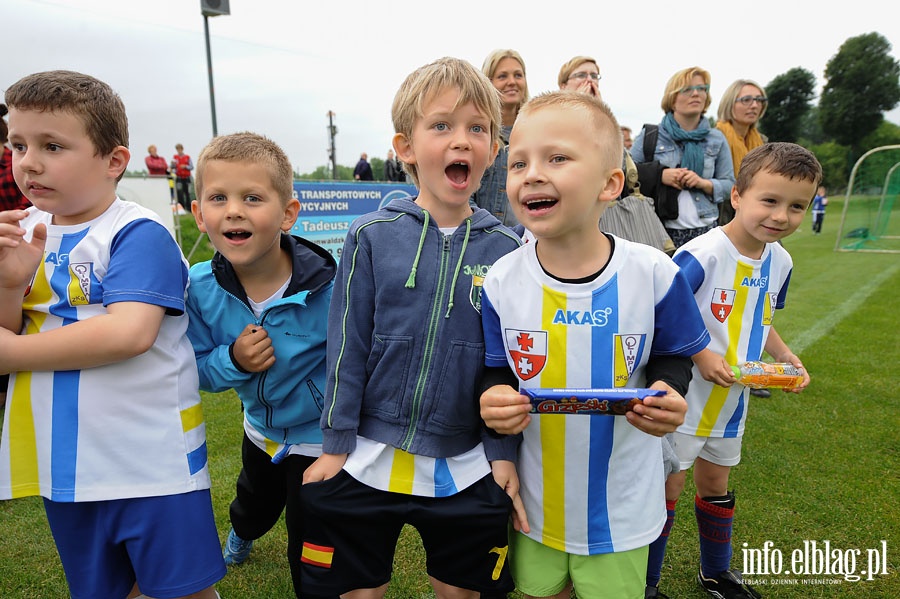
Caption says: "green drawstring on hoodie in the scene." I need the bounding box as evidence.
[405,210,430,288]
[445,218,471,318]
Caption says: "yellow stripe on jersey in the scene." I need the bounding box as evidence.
[180,403,204,433]
[697,261,752,435]
[540,284,567,551]
[264,438,279,459]
[22,260,53,311]
[8,371,39,498]
[8,313,48,498]
[388,447,415,494]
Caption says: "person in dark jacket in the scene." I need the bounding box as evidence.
[353,152,374,180]
[187,132,337,599]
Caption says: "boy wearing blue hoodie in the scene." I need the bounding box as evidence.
[186,132,336,598]
[299,57,524,599]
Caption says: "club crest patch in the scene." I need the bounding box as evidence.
[614,334,646,387]
[506,329,547,380]
[761,292,777,326]
[710,287,735,323]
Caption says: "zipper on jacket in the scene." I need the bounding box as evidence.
[401,233,451,450]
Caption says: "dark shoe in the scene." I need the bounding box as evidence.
[645,585,671,598]
[698,568,761,598]
[749,388,771,398]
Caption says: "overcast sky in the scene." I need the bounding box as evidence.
[4,0,899,175]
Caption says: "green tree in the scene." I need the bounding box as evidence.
[759,67,816,142]
[819,32,900,152]
[807,141,850,192]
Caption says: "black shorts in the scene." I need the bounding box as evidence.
[300,470,514,596]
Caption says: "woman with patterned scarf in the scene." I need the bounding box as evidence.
[632,66,734,248]
[716,79,768,225]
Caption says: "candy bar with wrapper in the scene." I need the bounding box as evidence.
[522,388,666,415]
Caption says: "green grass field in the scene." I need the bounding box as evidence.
[1,202,898,598]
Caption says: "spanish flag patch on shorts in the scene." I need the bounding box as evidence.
[301,542,334,568]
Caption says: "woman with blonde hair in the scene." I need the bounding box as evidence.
[716,79,768,224]
[631,66,734,248]
[471,49,529,227]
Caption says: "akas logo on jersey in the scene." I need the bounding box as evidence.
[505,329,547,380]
[710,287,735,323]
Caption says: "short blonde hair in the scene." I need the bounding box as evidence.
[196,132,294,202]
[661,66,712,114]
[717,79,767,123]
[482,49,529,108]
[519,90,623,175]
[557,56,599,89]
[391,57,501,187]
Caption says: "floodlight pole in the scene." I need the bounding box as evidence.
[203,14,218,137]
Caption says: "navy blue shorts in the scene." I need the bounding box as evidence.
[44,490,226,599]
[300,470,514,596]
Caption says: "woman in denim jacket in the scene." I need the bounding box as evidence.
[471,49,529,228]
[631,66,734,248]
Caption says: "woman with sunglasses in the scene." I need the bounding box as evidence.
[631,66,734,248]
[715,79,769,225]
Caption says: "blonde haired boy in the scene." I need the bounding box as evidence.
[479,91,709,598]
[299,57,523,599]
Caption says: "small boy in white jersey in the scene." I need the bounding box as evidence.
[478,90,709,599]
[647,142,821,599]
[299,57,524,598]
[0,70,224,599]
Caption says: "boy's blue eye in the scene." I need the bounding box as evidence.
[434,123,448,131]
[245,195,262,203]
[471,125,485,133]
[511,161,526,170]
[551,155,567,163]
[211,194,226,202]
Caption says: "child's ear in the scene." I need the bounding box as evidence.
[599,168,625,202]
[393,132,415,166]
[281,197,300,232]
[190,198,206,232]
[730,185,740,211]
[107,145,130,180]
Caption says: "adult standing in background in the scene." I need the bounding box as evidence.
[631,66,734,248]
[384,149,403,181]
[621,126,634,150]
[716,79,768,225]
[353,152,374,181]
[171,142,194,211]
[145,144,170,176]
[471,48,529,227]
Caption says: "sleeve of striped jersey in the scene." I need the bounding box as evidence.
[653,269,710,356]
[481,288,508,368]
[776,268,792,309]
[672,250,705,294]
[104,219,187,313]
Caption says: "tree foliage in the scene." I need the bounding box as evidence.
[760,68,817,142]
[819,32,900,150]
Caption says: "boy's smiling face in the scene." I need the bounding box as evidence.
[394,87,497,226]
[192,159,299,274]
[726,169,814,256]
[9,108,128,225]
[507,103,620,241]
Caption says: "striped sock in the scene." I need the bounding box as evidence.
[646,499,677,587]
[695,492,735,576]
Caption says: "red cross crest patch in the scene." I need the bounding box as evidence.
[505,329,548,380]
[710,288,735,323]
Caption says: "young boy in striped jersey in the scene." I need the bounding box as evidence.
[647,143,820,599]
[478,90,709,599]
[0,70,224,599]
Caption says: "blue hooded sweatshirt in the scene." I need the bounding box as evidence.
[322,197,522,461]
[187,233,336,445]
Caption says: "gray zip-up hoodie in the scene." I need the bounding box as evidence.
[322,197,522,461]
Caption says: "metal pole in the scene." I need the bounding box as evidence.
[204,14,218,137]
[328,111,337,179]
